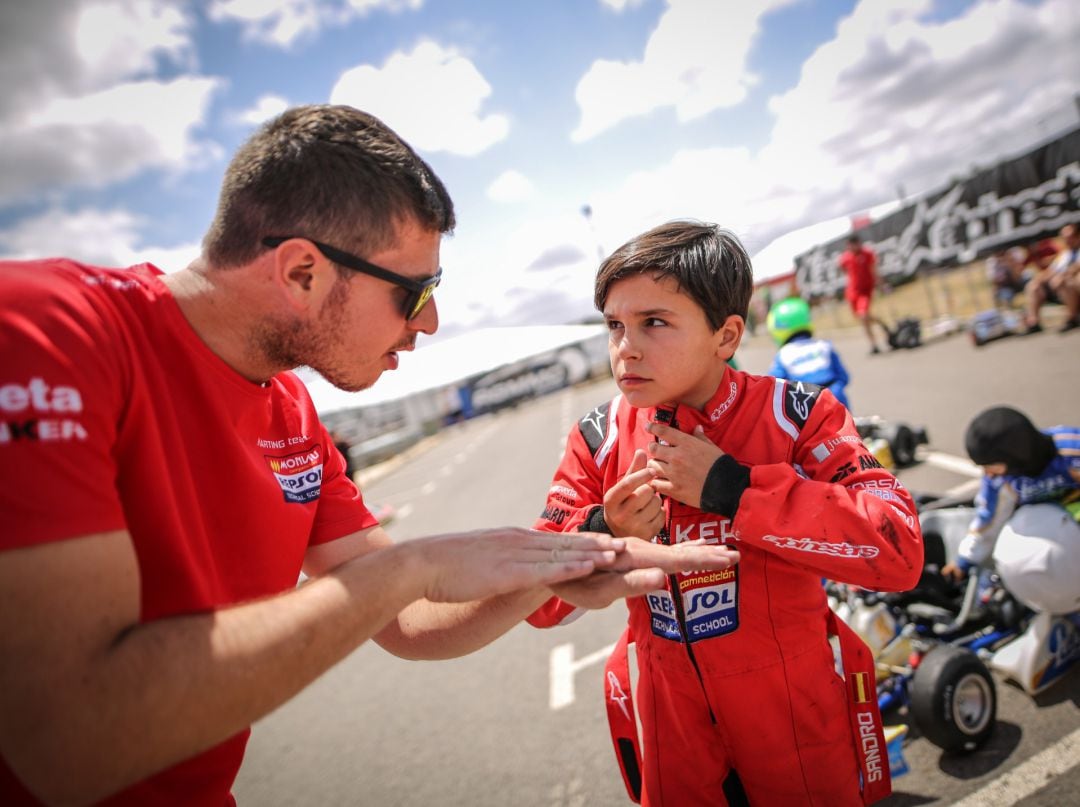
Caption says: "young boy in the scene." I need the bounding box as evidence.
[529,221,923,806]
[766,295,852,409]
[941,406,1080,614]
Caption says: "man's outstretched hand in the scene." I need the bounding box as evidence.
[549,536,740,610]
[414,528,624,603]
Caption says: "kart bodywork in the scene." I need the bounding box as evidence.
[831,499,1080,760]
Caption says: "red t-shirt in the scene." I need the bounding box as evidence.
[0,259,378,805]
[838,245,877,296]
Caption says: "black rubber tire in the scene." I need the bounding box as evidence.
[883,424,918,467]
[910,645,996,753]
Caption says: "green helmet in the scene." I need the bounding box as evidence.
[767,297,812,345]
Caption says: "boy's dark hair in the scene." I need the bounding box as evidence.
[203,104,455,270]
[965,405,1056,477]
[594,220,753,330]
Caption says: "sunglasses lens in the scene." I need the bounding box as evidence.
[407,283,436,320]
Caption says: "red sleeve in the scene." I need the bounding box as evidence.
[733,393,923,591]
[0,267,128,548]
[270,373,380,546]
[308,420,379,544]
[527,417,609,627]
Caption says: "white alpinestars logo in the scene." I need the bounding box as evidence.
[788,382,815,421]
[607,670,631,720]
[581,406,606,439]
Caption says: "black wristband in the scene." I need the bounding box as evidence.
[578,505,613,534]
[699,455,751,518]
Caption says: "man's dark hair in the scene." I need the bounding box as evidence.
[203,105,455,269]
[594,220,753,329]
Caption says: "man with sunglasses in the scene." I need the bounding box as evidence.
[0,105,738,805]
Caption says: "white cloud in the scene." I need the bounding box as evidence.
[568,0,1080,282]
[0,77,222,204]
[330,40,510,156]
[598,0,646,11]
[762,0,1080,205]
[0,1,218,205]
[572,0,796,141]
[0,206,200,272]
[232,94,291,127]
[73,0,196,87]
[208,0,422,48]
[486,170,535,203]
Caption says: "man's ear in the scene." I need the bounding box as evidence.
[715,314,745,360]
[267,239,337,311]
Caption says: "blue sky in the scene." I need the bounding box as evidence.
[1,0,1078,340]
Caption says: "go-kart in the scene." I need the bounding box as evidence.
[853,415,929,469]
[830,497,1080,759]
[828,573,999,756]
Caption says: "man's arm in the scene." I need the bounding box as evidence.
[304,525,553,660]
[0,526,618,805]
[304,521,738,660]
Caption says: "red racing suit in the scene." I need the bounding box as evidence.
[531,367,923,806]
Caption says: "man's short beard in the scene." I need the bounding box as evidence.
[255,277,356,386]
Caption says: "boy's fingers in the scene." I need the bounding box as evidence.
[619,466,657,491]
[646,422,677,442]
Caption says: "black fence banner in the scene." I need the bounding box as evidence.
[794,126,1080,299]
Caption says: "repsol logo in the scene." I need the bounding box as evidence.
[685,587,734,617]
[0,378,83,414]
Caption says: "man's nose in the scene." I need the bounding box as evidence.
[410,296,438,335]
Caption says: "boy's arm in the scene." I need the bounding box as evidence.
[953,478,1018,572]
[734,393,922,591]
[529,415,619,626]
[649,388,923,592]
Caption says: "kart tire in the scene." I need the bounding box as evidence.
[883,424,918,468]
[910,645,996,753]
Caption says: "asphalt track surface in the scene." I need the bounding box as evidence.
[234,320,1080,806]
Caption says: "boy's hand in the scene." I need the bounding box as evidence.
[550,537,740,609]
[646,423,723,508]
[602,449,665,539]
[940,561,967,584]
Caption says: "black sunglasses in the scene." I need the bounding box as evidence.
[262,236,441,321]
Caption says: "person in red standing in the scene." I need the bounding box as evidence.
[838,233,892,354]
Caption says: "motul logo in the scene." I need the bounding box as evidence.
[0,378,83,414]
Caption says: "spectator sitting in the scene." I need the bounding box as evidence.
[986,248,1027,309]
[1024,224,1080,333]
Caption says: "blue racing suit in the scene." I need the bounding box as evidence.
[767,333,851,409]
[956,426,1080,571]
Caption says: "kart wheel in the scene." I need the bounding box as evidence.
[883,424,918,468]
[910,645,996,753]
